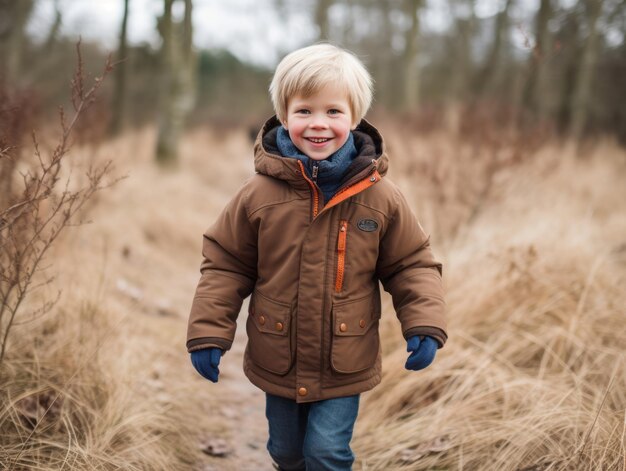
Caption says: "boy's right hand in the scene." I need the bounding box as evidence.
[190,348,222,383]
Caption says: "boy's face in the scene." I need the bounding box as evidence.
[283,84,355,161]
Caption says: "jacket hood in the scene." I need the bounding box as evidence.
[253,116,389,187]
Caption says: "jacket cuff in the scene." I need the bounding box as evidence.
[186,337,232,353]
[403,327,448,349]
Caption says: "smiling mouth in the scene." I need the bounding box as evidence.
[306,137,332,143]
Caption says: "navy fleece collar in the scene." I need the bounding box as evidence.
[276,126,358,202]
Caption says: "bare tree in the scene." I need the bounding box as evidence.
[444,0,477,130]
[315,0,334,41]
[401,0,423,111]
[371,0,395,107]
[0,44,116,364]
[568,0,604,141]
[109,0,130,136]
[41,0,62,54]
[476,0,515,97]
[156,0,197,164]
[525,0,555,120]
[0,0,35,83]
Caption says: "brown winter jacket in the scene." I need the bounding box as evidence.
[187,116,447,403]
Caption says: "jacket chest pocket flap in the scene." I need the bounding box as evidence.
[331,291,381,374]
[246,291,293,375]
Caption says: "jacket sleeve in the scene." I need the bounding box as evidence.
[186,183,258,353]
[375,187,447,348]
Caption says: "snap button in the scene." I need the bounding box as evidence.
[359,319,366,328]
[369,176,376,182]
[339,323,347,332]
[275,322,284,331]
[259,315,266,325]
[298,387,307,396]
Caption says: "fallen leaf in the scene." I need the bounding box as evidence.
[15,389,63,429]
[200,437,232,457]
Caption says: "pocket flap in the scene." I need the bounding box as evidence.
[249,291,290,337]
[333,291,381,337]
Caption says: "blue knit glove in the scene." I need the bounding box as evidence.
[190,348,222,383]
[405,335,438,371]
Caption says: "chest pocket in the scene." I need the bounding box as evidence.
[330,290,381,374]
[246,290,293,375]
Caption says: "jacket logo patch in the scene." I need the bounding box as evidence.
[357,219,379,232]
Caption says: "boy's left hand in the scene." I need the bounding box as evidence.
[405,335,438,371]
[190,347,222,382]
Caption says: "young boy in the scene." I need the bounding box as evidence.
[187,44,447,471]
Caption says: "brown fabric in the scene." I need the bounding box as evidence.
[186,337,232,352]
[187,116,447,403]
[403,326,448,348]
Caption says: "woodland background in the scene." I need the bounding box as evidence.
[1,0,625,470]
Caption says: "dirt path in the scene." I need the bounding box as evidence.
[197,299,276,471]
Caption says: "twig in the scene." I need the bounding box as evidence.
[0,42,115,365]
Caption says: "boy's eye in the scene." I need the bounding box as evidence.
[328,109,341,115]
[296,109,310,114]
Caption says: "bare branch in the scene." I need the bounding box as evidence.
[0,42,116,365]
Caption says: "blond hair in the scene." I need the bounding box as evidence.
[269,44,373,126]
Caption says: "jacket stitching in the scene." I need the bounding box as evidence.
[351,201,392,222]
[199,269,254,288]
[193,294,242,308]
[386,270,443,297]
[248,197,308,217]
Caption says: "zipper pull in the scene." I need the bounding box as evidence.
[312,164,319,183]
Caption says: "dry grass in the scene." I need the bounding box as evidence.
[0,127,250,470]
[354,136,626,470]
[1,301,203,470]
[1,121,625,470]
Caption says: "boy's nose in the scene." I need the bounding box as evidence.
[309,115,329,129]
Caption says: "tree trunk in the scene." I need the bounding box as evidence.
[526,0,555,120]
[444,0,476,131]
[0,0,34,84]
[568,0,604,141]
[109,0,130,136]
[402,0,422,112]
[315,0,333,41]
[180,0,197,124]
[43,0,62,53]
[156,0,177,164]
[156,0,197,165]
[477,0,514,97]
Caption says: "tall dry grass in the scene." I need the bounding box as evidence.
[354,134,626,470]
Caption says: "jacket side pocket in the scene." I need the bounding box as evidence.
[246,290,293,375]
[331,290,381,374]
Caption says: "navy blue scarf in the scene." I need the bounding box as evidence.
[276,126,358,202]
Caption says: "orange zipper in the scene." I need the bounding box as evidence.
[335,220,348,292]
[297,161,319,218]
[324,170,381,213]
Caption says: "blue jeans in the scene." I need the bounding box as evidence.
[265,393,360,471]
